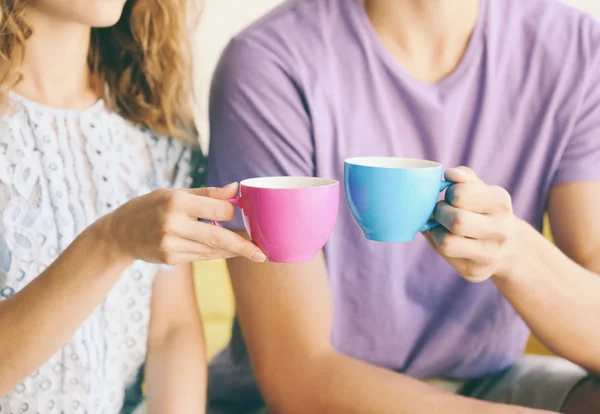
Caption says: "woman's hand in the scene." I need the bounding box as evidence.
[423,167,521,283]
[103,183,266,265]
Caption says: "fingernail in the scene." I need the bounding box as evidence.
[225,182,239,189]
[251,252,267,263]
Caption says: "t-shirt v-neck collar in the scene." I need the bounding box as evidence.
[347,0,488,95]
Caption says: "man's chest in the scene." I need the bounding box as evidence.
[312,78,570,217]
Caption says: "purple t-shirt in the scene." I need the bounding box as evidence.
[205,0,600,405]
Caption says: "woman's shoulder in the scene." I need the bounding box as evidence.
[0,100,35,174]
[120,119,205,189]
[0,98,30,132]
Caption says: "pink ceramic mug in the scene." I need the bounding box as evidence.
[215,176,339,263]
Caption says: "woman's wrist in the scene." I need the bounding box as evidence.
[90,214,135,268]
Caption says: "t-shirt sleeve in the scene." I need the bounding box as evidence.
[205,37,314,229]
[552,52,600,186]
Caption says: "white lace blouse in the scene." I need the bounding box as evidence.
[0,93,194,413]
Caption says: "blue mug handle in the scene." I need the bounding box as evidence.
[420,180,454,232]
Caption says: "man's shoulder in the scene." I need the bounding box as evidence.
[225,0,342,69]
[495,0,600,64]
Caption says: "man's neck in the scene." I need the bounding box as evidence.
[363,0,480,84]
[9,5,97,109]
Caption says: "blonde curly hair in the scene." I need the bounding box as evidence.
[0,0,199,143]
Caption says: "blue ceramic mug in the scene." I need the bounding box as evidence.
[344,157,453,242]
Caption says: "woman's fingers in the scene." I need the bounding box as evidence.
[182,183,239,200]
[174,219,266,263]
[179,183,240,220]
[160,252,235,266]
[161,235,235,258]
[174,190,236,221]
[154,185,266,263]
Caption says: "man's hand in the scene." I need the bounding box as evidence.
[423,166,520,283]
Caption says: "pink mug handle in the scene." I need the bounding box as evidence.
[211,197,242,227]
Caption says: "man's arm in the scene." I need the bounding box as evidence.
[227,234,550,414]
[145,264,206,414]
[493,181,600,374]
[423,168,600,374]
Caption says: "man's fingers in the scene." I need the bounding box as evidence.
[444,183,496,214]
[429,225,495,265]
[434,201,506,241]
[421,230,437,250]
[445,183,513,215]
[444,166,484,184]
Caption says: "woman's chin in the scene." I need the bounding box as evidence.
[30,0,128,29]
[84,3,128,28]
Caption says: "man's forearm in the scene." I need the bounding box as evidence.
[145,328,206,414]
[265,351,549,414]
[494,219,600,373]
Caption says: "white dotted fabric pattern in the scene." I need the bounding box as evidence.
[0,93,193,413]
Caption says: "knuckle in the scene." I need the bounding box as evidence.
[160,190,176,210]
[480,249,495,266]
[195,243,211,255]
[207,230,221,247]
[438,236,455,257]
[450,185,467,208]
[459,166,475,175]
[213,202,234,221]
[199,186,216,195]
[491,186,512,213]
[162,189,184,211]
[449,212,467,233]
[158,235,172,252]
[464,264,491,283]
[463,263,478,279]
[154,188,170,198]
[205,187,223,198]
[157,251,170,264]
[194,187,210,197]
[160,215,177,235]
[495,229,509,243]
[433,200,445,215]
[237,243,253,258]
[171,189,186,204]
[163,254,178,266]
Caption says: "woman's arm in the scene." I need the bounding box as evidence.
[0,219,132,396]
[0,185,263,396]
[145,264,206,414]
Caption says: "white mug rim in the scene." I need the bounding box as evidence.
[240,176,339,189]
